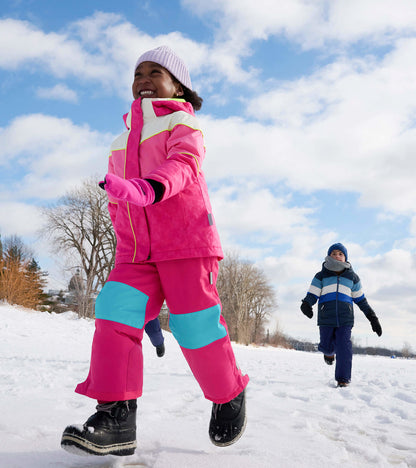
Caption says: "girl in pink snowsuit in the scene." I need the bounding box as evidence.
[61,46,249,457]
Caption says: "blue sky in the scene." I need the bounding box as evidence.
[1,0,416,350]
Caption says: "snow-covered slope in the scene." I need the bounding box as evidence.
[1,303,415,468]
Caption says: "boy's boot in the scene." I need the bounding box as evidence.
[324,354,335,365]
[61,399,137,456]
[156,343,165,357]
[337,380,350,388]
[209,389,246,447]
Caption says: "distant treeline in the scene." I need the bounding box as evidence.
[284,337,415,359]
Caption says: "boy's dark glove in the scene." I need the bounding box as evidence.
[369,316,382,336]
[300,300,313,319]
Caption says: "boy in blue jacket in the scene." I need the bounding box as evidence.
[300,243,382,387]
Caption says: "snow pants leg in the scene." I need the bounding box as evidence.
[319,325,352,383]
[75,258,249,403]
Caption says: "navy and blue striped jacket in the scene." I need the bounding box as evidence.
[304,264,373,327]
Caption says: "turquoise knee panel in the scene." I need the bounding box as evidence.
[95,281,148,329]
[169,304,227,349]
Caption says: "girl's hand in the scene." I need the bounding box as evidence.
[99,173,155,206]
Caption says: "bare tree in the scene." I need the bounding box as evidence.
[41,178,116,317]
[267,321,291,348]
[217,251,277,345]
[245,265,276,344]
[402,341,412,359]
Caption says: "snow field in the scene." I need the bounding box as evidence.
[0,303,415,467]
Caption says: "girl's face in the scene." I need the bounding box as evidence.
[132,61,183,100]
[330,249,346,262]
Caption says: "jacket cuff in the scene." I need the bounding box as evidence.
[304,294,317,306]
[145,179,166,203]
[357,298,375,318]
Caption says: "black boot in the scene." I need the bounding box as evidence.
[156,343,165,357]
[61,399,137,456]
[337,380,350,388]
[209,389,246,447]
[324,354,335,365]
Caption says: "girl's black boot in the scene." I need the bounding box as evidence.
[61,399,137,456]
[209,389,246,447]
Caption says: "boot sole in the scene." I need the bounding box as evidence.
[61,432,137,456]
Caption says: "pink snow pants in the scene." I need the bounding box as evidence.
[75,257,249,403]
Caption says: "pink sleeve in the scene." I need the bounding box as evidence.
[145,124,205,201]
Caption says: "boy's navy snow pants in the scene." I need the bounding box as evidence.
[318,325,352,383]
[144,317,164,347]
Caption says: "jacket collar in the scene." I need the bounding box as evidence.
[123,98,192,130]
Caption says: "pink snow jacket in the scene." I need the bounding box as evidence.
[106,97,223,264]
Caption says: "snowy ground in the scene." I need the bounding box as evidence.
[1,303,415,468]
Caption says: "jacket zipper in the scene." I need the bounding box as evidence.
[143,206,151,260]
[336,276,340,327]
[136,126,151,261]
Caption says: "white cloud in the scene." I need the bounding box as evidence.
[0,114,113,200]
[356,249,416,299]
[36,84,78,102]
[201,115,291,181]
[182,0,320,43]
[322,0,416,45]
[182,0,416,50]
[0,14,256,101]
[210,183,315,244]
[0,15,133,99]
[200,37,416,217]
[351,248,416,348]
[0,17,112,80]
[0,202,43,237]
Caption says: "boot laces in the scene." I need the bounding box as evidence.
[212,399,238,420]
[212,403,221,419]
[96,401,129,419]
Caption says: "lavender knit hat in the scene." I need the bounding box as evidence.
[134,45,192,90]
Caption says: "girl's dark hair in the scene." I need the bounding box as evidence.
[170,73,203,111]
[182,86,203,111]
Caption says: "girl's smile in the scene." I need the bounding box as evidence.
[139,90,156,97]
